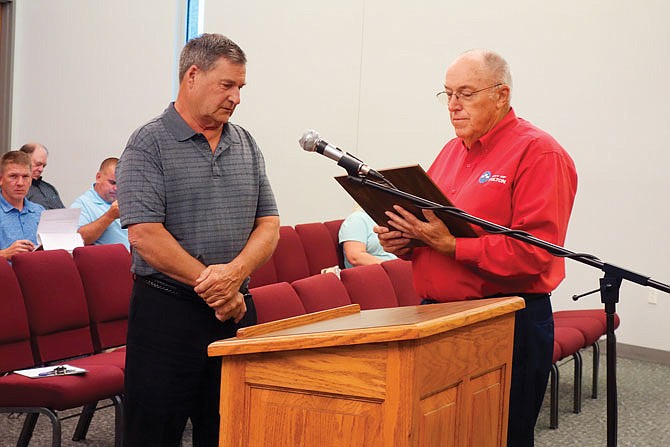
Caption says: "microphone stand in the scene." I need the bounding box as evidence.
[346,174,670,447]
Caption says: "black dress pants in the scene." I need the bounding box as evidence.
[506,295,553,447]
[123,278,256,447]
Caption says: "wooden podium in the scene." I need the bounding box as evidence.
[208,297,524,447]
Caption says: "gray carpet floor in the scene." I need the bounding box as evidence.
[2,349,669,446]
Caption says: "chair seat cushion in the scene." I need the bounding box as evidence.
[0,364,124,410]
[69,350,126,372]
[554,327,586,360]
[554,309,620,329]
[552,340,562,363]
[554,316,604,345]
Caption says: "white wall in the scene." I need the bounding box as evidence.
[10,1,670,351]
[11,0,179,202]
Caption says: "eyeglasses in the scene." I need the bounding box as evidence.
[436,83,502,105]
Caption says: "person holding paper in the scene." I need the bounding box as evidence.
[71,157,129,250]
[0,151,44,260]
[19,142,65,210]
[117,34,279,446]
[374,49,577,447]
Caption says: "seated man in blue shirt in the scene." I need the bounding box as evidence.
[339,209,397,268]
[71,157,129,249]
[0,151,45,260]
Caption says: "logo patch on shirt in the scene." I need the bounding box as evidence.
[478,171,507,185]
[478,171,492,183]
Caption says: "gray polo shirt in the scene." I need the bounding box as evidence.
[117,103,278,279]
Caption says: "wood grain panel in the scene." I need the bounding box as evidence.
[469,368,506,447]
[243,344,388,399]
[416,315,514,397]
[418,384,460,447]
[246,387,383,447]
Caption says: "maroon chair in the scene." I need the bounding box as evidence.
[340,264,399,310]
[250,282,306,324]
[272,226,311,284]
[12,250,126,443]
[323,219,345,269]
[248,257,278,289]
[11,250,124,370]
[73,244,132,353]
[0,259,34,372]
[295,222,341,276]
[550,326,586,429]
[0,258,124,447]
[380,259,420,306]
[554,309,620,400]
[291,273,352,313]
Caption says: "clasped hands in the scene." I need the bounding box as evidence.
[193,264,247,323]
[373,206,457,258]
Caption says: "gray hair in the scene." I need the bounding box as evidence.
[19,142,48,156]
[178,33,246,82]
[461,49,513,91]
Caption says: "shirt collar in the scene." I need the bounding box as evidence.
[164,102,239,147]
[465,107,518,152]
[0,194,41,214]
[89,183,109,205]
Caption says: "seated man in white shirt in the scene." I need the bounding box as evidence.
[71,157,129,249]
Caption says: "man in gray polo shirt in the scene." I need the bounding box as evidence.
[117,34,280,447]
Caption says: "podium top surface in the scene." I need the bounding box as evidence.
[208,296,524,357]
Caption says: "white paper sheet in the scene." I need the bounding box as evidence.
[36,208,84,252]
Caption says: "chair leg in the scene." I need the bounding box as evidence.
[18,408,61,447]
[573,351,583,414]
[591,341,600,399]
[549,363,559,429]
[73,401,98,441]
[112,394,124,447]
[18,412,39,447]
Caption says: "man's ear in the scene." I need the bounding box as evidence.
[496,85,511,109]
[185,65,199,86]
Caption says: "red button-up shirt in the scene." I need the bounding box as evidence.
[412,108,578,301]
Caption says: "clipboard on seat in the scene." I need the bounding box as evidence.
[335,165,478,238]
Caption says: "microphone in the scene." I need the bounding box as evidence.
[299,130,384,180]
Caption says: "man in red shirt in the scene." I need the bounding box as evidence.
[375,49,577,446]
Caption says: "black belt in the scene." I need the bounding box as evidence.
[135,275,200,300]
[135,275,251,300]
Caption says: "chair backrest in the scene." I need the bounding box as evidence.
[0,259,35,373]
[12,250,95,364]
[295,222,341,276]
[381,259,420,306]
[248,257,278,289]
[250,282,306,324]
[272,226,310,284]
[73,244,132,351]
[291,273,352,313]
[323,219,345,269]
[340,264,399,310]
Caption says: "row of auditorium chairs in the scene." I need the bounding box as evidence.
[0,245,131,447]
[0,220,619,443]
[248,220,345,289]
